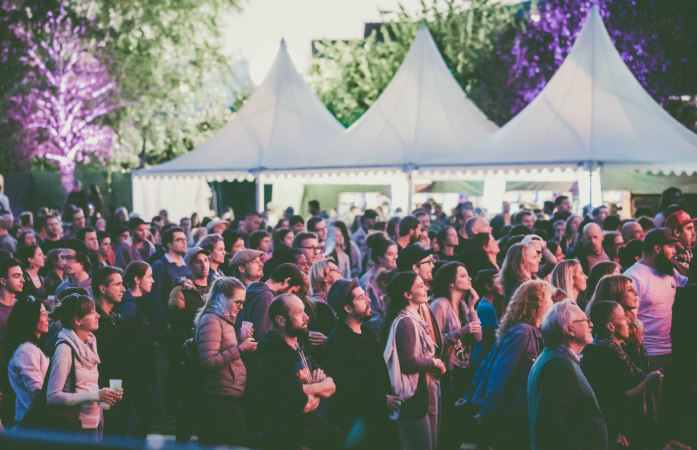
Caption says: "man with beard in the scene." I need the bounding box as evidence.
[115,218,155,269]
[38,213,64,253]
[257,293,338,450]
[625,228,686,361]
[396,216,421,251]
[321,279,401,449]
[665,210,697,277]
[229,249,264,286]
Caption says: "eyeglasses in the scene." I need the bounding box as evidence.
[233,299,245,307]
[61,255,76,261]
[417,259,434,266]
[301,246,323,253]
[573,318,592,326]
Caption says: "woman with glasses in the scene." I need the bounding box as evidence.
[46,294,122,435]
[194,277,257,447]
[459,280,554,449]
[5,297,50,425]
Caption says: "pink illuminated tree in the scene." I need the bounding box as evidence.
[9,0,119,191]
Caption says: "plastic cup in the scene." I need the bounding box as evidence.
[240,321,253,338]
[109,379,122,393]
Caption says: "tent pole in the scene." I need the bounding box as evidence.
[255,172,264,214]
[406,168,414,214]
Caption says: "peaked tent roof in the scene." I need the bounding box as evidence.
[432,6,697,173]
[326,23,498,170]
[136,40,345,178]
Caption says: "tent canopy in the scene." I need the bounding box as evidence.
[327,23,498,170]
[135,40,344,179]
[428,6,697,174]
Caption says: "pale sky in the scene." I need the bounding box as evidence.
[221,0,424,84]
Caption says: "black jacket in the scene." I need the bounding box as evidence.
[321,321,399,449]
[116,292,157,386]
[94,304,132,387]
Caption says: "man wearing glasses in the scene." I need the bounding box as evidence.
[528,301,607,450]
[293,232,323,272]
[56,239,93,297]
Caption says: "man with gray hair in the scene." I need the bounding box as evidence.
[528,301,607,450]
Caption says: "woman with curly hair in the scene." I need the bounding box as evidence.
[458,280,554,449]
[585,274,648,371]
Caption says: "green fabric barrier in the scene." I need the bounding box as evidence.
[601,169,697,193]
[300,184,390,217]
[417,180,484,195]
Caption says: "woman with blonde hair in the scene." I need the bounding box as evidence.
[194,277,257,446]
[500,243,539,302]
[550,259,587,303]
[306,259,341,347]
[586,274,648,371]
[459,279,554,449]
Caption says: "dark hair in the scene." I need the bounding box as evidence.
[387,217,400,238]
[432,261,466,298]
[554,196,569,207]
[248,230,271,250]
[306,216,324,233]
[91,266,123,297]
[473,268,498,296]
[269,263,305,288]
[436,226,455,248]
[0,257,21,279]
[263,247,303,279]
[292,231,317,249]
[96,230,111,243]
[659,187,681,211]
[162,226,184,246]
[52,294,95,330]
[123,261,150,290]
[619,240,643,271]
[398,216,419,237]
[289,215,305,227]
[3,296,44,361]
[16,245,40,270]
[76,226,96,242]
[222,229,245,253]
[585,261,620,300]
[636,216,654,231]
[273,229,293,252]
[589,300,621,337]
[367,234,396,264]
[547,241,560,255]
[602,215,621,232]
[380,271,418,345]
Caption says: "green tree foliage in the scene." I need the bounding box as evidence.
[308,0,519,127]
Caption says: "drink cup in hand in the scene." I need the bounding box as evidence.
[109,379,122,393]
[240,321,254,338]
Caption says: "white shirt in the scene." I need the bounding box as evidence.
[8,342,49,422]
[625,261,687,356]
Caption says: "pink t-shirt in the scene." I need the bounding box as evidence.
[625,262,687,356]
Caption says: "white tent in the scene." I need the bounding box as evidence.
[327,23,498,169]
[427,6,697,173]
[132,40,345,219]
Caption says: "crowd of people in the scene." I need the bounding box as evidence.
[0,183,695,450]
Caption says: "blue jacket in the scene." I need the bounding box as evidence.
[464,323,542,425]
[528,346,607,450]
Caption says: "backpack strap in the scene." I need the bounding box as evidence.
[54,340,77,393]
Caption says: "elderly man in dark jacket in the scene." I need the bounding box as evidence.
[321,279,401,449]
[528,301,607,450]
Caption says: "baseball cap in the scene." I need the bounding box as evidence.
[184,246,210,266]
[228,249,263,270]
[396,244,434,272]
[643,227,679,247]
[664,210,697,231]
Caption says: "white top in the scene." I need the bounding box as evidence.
[625,262,687,356]
[8,342,49,422]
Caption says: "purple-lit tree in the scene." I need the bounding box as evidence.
[9,1,119,191]
[505,0,697,128]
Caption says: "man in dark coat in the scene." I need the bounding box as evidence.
[528,300,607,450]
[321,279,401,449]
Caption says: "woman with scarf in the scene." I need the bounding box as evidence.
[46,294,122,436]
[194,277,257,447]
[582,301,663,449]
[382,272,446,450]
